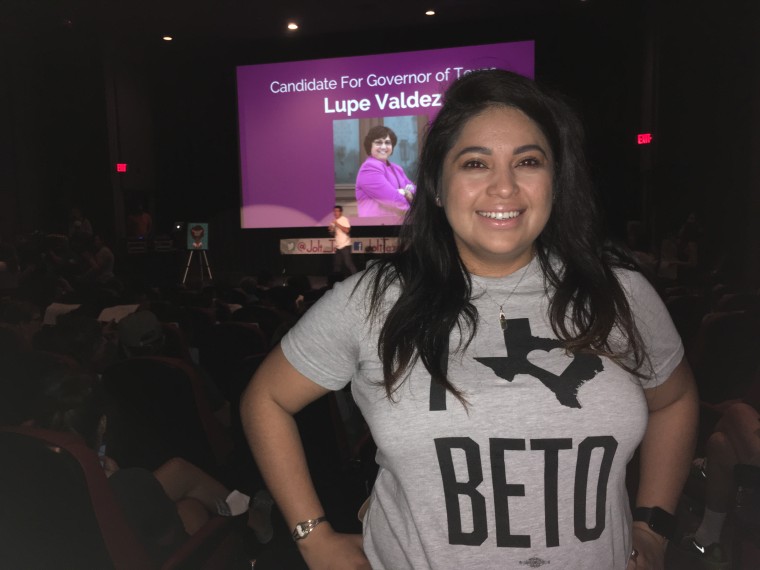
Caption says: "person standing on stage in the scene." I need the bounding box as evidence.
[328,206,356,276]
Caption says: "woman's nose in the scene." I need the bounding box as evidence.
[487,166,518,197]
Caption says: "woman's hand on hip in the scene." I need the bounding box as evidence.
[626,525,667,570]
[298,524,370,570]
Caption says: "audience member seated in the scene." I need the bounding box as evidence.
[678,401,760,566]
[716,291,760,313]
[117,309,230,426]
[625,219,658,276]
[33,312,119,374]
[117,309,167,358]
[0,325,30,361]
[688,309,760,404]
[250,269,276,302]
[0,236,20,292]
[68,206,93,239]
[0,297,42,349]
[215,284,249,309]
[675,211,703,289]
[0,352,274,558]
[237,276,260,304]
[80,235,117,287]
[264,285,303,345]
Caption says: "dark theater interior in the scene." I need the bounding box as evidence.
[1,0,759,568]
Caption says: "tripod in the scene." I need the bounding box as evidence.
[181,249,213,286]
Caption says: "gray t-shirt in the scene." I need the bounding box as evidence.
[282,258,683,569]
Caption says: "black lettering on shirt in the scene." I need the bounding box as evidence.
[435,437,488,545]
[490,438,530,547]
[574,436,618,541]
[531,438,574,547]
[435,436,619,548]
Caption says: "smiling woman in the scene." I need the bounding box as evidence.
[241,69,698,570]
[441,106,554,276]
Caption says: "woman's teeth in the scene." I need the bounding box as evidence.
[478,210,520,220]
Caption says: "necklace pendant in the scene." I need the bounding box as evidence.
[499,310,507,331]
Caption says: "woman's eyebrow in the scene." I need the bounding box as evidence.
[451,144,548,161]
[513,144,547,157]
[451,146,491,160]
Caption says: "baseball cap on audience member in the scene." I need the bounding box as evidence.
[118,310,164,353]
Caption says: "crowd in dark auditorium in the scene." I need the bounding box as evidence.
[0,203,758,569]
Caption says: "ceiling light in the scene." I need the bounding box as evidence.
[425,10,435,16]
[287,22,299,30]
[162,36,173,41]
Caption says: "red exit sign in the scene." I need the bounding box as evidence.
[637,133,653,145]
[116,163,128,172]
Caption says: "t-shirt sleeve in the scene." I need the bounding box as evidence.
[281,274,367,391]
[621,270,684,388]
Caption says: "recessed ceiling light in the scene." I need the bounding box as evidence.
[287,22,299,30]
[425,10,435,16]
[162,36,173,41]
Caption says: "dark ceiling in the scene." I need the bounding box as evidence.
[1,0,625,48]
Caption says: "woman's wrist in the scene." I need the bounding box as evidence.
[294,520,334,550]
[632,521,668,548]
[292,516,329,541]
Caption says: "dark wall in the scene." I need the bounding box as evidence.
[651,0,760,284]
[1,23,111,239]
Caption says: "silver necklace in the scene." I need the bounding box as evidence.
[480,263,531,331]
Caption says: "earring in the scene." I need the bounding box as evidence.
[434,194,442,206]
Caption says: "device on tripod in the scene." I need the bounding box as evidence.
[181,222,213,286]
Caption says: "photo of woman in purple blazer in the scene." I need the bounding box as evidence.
[355,125,415,222]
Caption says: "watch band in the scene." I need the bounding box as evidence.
[292,516,328,541]
[633,506,676,540]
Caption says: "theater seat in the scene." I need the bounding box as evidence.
[198,322,269,399]
[102,356,233,474]
[689,311,760,404]
[0,426,247,569]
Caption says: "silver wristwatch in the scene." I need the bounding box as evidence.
[292,516,328,541]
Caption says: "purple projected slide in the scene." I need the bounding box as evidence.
[237,41,534,229]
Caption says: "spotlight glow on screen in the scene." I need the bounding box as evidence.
[236,40,534,229]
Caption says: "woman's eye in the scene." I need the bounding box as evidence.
[517,157,541,167]
[462,159,487,169]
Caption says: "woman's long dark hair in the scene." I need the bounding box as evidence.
[359,69,646,402]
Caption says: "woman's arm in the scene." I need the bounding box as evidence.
[628,357,699,569]
[241,345,370,569]
[356,160,411,209]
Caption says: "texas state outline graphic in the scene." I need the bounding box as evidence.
[474,318,604,408]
